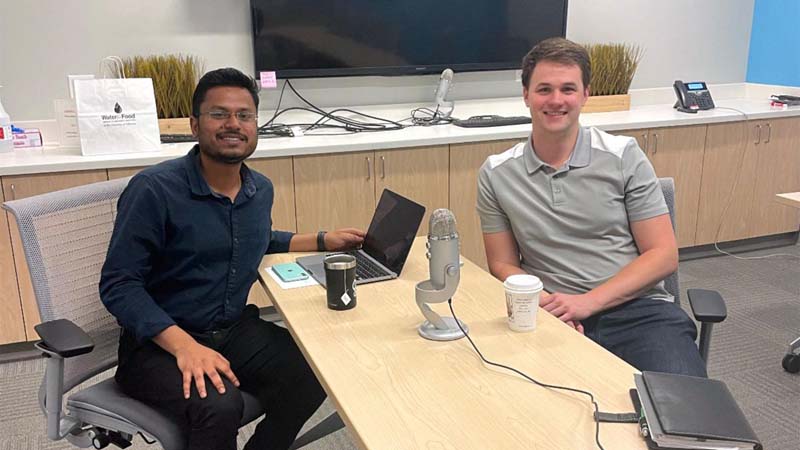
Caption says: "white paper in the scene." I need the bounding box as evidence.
[54,99,81,148]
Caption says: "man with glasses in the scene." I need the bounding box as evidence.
[100,68,365,450]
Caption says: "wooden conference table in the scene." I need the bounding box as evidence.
[258,238,646,449]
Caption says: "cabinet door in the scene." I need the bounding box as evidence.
[695,121,759,244]
[648,125,707,247]
[247,157,298,308]
[0,181,25,344]
[248,157,297,233]
[750,117,800,236]
[449,139,520,270]
[294,151,376,233]
[608,128,649,153]
[2,170,109,340]
[376,145,449,236]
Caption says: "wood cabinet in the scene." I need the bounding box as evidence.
[749,117,800,236]
[293,146,449,235]
[294,150,376,233]
[0,182,25,344]
[449,139,520,270]
[246,157,298,233]
[107,167,142,180]
[695,118,800,245]
[695,121,761,244]
[610,125,707,247]
[2,170,109,340]
[375,146,449,235]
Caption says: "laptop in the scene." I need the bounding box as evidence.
[297,189,425,287]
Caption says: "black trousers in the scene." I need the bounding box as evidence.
[115,305,326,450]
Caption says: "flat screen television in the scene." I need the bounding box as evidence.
[251,0,568,78]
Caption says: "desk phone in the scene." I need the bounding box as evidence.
[673,80,715,113]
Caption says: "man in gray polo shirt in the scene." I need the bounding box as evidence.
[477,37,706,377]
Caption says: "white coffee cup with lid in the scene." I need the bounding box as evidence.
[504,274,543,332]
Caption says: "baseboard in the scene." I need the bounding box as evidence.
[680,231,799,261]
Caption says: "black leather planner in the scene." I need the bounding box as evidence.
[637,371,762,450]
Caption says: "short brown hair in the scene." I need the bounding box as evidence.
[521,37,591,90]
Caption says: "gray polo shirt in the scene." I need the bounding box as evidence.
[477,126,672,302]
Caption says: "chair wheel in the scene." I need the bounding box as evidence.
[782,354,800,373]
[92,433,109,449]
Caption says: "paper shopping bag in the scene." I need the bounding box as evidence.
[74,78,161,156]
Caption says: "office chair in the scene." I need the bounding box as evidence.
[659,177,727,363]
[2,177,343,449]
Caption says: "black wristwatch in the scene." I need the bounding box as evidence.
[317,231,327,252]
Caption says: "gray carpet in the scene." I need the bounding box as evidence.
[0,243,797,450]
[0,356,356,450]
[679,243,800,450]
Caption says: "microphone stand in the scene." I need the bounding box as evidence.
[415,260,468,341]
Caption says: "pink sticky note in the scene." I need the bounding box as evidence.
[260,71,277,89]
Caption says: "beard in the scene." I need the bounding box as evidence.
[203,146,256,164]
[199,133,257,164]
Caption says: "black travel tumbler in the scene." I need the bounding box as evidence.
[324,254,357,310]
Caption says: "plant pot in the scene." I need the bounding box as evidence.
[158,117,192,135]
[582,94,630,113]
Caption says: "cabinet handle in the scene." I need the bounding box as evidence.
[9,183,15,200]
[642,133,649,153]
[380,156,386,179]
[765,123,772,144]
[652,133,659,155]
[754,124,761,145]
[365,157,372,180]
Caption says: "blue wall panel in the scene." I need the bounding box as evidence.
[746,0,800,86]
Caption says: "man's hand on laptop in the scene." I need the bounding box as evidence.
[325,228,366,251]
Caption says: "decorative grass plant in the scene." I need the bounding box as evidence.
[122,54,204,119]
[584,44,643,96]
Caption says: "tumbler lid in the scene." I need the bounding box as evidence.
[324,254,356,270]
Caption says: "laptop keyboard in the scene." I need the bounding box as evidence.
[352,252,389,280]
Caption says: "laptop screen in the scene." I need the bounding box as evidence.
[362,189,426,275]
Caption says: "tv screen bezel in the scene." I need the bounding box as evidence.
[250,1,568,79]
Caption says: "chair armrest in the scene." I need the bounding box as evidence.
[687,289,727,323]
[34,319,94,358]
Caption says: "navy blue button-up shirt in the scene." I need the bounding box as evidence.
[100,146,294,341]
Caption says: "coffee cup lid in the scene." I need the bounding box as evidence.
[504,274,543,292]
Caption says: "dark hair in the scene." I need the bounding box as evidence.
[521,37,591,90]
[191,68,260,117]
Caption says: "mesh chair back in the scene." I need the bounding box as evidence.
[3,177,130,392]
[658,177,680,305]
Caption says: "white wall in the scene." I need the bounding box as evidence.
[1,0,755,121]
[566,0,755,91]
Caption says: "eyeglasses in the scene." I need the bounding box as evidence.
[200,110,258,123]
